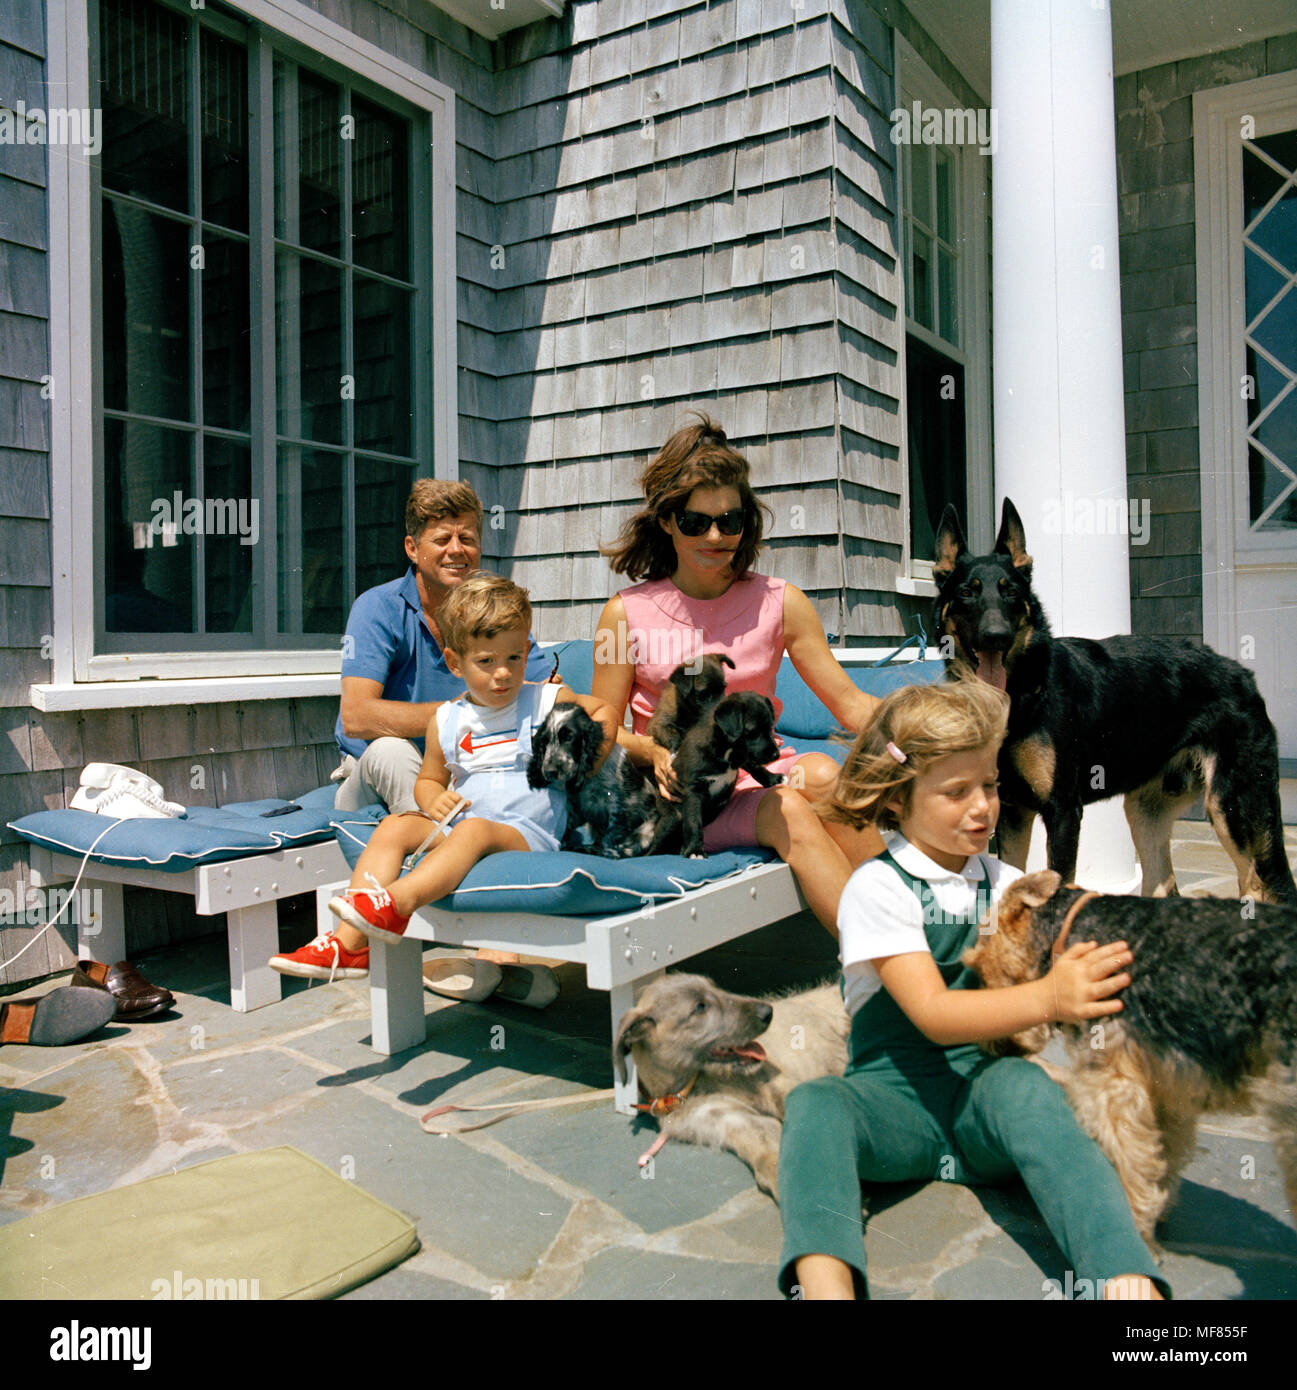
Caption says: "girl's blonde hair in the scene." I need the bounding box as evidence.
[824,677,1010,831]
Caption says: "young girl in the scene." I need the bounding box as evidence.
[777,678,1170,1301]
[329,575,618,1003]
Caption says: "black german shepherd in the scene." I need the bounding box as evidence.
[932,498,1296,905]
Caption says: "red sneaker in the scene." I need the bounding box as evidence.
[328,878,411,944]
[269,932,369,982]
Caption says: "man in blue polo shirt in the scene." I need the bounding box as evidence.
[331,480,551,813]
[271,479,556,1000]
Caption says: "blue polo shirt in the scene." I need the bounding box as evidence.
[334,567,553,757]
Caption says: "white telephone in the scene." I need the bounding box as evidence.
[70,763,186,819]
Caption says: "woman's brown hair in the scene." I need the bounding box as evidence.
[601,412,772,581]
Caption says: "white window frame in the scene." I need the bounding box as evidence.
[1195,71,1297,657]
[41,0,457,705]
[892,33,993,598]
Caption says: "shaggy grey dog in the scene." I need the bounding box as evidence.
[614,972,848,1197]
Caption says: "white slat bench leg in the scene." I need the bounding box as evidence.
[78,879,126,964]
[227,901,282,1012]
[610,973,662,1115]
[316,880,346,938]
[368,935,425,1054]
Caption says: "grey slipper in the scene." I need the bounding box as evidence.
[492,964,560,1010]
[422,958,503,1003]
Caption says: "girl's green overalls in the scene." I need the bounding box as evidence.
[776,851,1168,1298]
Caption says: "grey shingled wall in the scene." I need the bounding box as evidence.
[1117,32,1297,640]
[0,0,65,985]
[484,0,922,643]
[3,0,979,984]
[0,0,499,985]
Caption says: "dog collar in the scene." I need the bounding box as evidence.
[1051,887,1101,958]
[635,1074,698,1117]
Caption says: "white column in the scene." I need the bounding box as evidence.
[991,0,1140,893]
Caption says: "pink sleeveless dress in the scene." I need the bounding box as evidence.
[619,572,801,851]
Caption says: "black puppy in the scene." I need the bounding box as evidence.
[933,498,1296,904]
[526,703,681,858]
[672,691,783,858]
[645,652,735,752]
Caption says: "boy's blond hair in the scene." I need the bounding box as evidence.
[824,677,1010,831]
[439,573,531,655]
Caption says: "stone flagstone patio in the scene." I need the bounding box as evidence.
[2,819,1295,1301]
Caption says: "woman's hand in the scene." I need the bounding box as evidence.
[1044,940,1132,1025]
[782,584,881,733]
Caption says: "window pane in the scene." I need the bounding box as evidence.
[1243,134,1297,227]
[276,66,343,257]
[352,95,410,278]
[356,457,415,595]
[911,226,934,331]
[1247,445,1297,530]
[100,0,190,214]
[104,418,194,633]
[201,28,249,233]
[1244,343,1297,533]
[278,446,346,634]
[202,235,251,431]
[905,335,966,560]
[277,251,344,444]
[102,200,192,422]
[938,246,959,345]
[910,140,933,230]
[1250,277,1296,365]
[935,149,954,244]
[203,437,256,632]
[354,276,412,456]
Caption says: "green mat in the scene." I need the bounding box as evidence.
[0,1146,419,1300]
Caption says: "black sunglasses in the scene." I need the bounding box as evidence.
[673,507,746,537]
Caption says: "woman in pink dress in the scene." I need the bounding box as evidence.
[592,414,884,935]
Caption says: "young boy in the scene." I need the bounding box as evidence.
[330,575,618,993]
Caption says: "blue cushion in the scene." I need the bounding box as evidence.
[8,784,342,873]
[774,656,946,738]
[330,810,775,915]
[547,639,944,737]
[547,639,595,696]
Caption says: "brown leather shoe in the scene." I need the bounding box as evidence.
[71,959,175,1020]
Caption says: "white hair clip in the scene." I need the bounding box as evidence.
[886,741,907,764]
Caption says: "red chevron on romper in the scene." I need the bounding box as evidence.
[458,728,518,755]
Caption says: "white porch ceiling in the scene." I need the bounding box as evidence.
[902,0,1297,103]
[419,0,565,42]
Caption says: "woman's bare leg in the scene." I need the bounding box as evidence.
[755,786,853,938]
[790,753,885,870]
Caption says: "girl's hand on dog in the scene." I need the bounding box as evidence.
[652,744,682,802]
[1046,940,1132,1024]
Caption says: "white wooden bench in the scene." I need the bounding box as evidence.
[342,858,808,1114]
[27,839,349,1011]
[338,639,940,1110]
